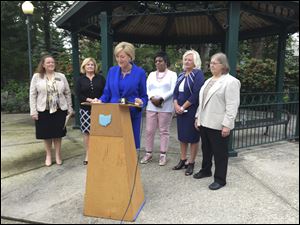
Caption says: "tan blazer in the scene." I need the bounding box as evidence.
[29,72,73,116]
[196,74,240,130]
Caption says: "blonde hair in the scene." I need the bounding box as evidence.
[80,57,98,74]
[211,52,230,74]
[182,50,202,70]
[114,42,135,61]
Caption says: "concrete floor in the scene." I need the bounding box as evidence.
[1,112,299,224]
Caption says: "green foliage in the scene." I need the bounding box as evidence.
[1,80,29,112]
[237,58,276,92]
[1,1,72,87]
[237,35,299,93]
[1,1,29,86]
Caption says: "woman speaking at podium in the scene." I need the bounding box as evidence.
[94,42,148,149]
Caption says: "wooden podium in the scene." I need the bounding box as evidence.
[84,103,145,221]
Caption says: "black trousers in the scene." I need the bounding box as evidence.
[199,126,229,185]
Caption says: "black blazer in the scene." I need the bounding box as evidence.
[75,73,106,111]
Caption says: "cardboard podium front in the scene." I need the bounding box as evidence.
[84,103,145,221]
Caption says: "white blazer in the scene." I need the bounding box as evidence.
[196,74,241,130]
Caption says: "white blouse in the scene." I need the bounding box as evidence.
[146,69,177,112]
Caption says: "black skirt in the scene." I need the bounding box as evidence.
[35,109,67,139]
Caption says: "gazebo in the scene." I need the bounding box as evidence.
[56,1,299,154]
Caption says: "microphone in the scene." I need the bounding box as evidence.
[119,98,134,105]
[119,98,127,104]
[119,98,142,111]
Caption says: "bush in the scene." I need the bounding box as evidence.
[237,58,276,92]
[1,80,30,113]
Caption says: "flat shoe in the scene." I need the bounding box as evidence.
[193,171,212,179]
[83,161,88,165]
[209,182,225,190]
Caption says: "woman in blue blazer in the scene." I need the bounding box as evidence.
[97,42,148,149]
[173,50,205,176]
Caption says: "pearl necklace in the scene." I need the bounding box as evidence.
[156,69,168,82]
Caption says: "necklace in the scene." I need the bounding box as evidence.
[121,65,132,76]
[156,69,167,82]
[121,69,131,76]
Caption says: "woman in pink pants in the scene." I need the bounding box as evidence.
[140,52,177,166]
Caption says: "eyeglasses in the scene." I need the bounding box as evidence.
[210,62,222,65]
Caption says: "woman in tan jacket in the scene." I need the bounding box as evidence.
[29,55,73,166]
[194,53,240,190]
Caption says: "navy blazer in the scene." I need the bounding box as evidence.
[173,69,205,107]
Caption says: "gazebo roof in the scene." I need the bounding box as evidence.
[56,1,299,44]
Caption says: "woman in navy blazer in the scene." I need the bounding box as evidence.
[97,42,148,149]
[173,50,205,176]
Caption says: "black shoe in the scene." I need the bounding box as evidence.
[185,162,195,176]
[208,182,225,190]
[83,161,88,165]
[193,171,212,179]
[172,159,188,170]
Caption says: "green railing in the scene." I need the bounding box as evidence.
[230,91,299,153]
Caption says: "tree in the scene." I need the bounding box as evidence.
[1,1,28,86]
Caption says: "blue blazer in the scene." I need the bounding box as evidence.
[173,69,205,107]
[100,63,148,149]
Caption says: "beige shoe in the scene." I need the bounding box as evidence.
[159,154,167,166]
[140,153,152,164]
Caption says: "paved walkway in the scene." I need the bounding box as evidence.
[1,112,299,224]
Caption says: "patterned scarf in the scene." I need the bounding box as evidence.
[176,69,197,95]
[46,77,59,114]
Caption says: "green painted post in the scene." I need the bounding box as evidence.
[295,108,299,140]
[276,30,287,94]
[226,1,240,157]
[225,1,240,77]
[71,31,80,129]
[275,30,287,119]
[100,11,113,78]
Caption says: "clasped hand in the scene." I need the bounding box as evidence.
[151,97,163,107]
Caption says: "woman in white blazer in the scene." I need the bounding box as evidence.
[30,55,73,167]
[140,52,177,166]
[194,53,240,190]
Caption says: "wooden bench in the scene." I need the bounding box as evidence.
[234,110,291,139]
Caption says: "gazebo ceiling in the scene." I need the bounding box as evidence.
[56,1,299,44]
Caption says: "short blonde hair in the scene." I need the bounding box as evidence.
[80,57,98,74]
[114,42,135,61]
[182,50,202,70]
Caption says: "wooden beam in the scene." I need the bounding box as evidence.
[100,11,113,77]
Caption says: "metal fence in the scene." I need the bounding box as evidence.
[231,91,299,151]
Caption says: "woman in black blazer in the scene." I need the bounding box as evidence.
[76,57,106,165]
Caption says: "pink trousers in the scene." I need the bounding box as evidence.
[145,111,173,153]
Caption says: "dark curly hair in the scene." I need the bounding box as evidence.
[153,51,170,67]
